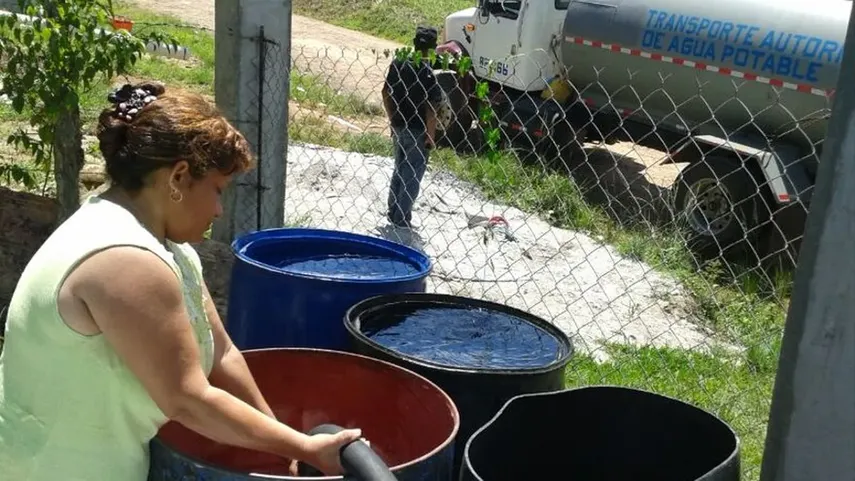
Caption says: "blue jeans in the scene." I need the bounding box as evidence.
[388,126,429,226]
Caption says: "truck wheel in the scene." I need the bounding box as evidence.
[673,157,768,260]
[434,70,476,152]
[543,119,587,174]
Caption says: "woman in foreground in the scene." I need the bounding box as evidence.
[0,82,361,481]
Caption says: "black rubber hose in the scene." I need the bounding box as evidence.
[296,423,398,481]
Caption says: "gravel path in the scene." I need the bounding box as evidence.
[285,143,726,358]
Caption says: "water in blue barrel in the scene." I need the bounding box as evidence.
[363,304,564,370]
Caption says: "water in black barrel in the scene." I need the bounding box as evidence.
[363,305,563,369]
[345,293,574,479]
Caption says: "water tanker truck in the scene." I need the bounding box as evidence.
[433,0,851,261]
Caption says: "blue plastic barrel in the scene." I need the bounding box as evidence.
[226,228,432,350]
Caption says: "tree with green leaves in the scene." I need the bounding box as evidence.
[0,0,170,222]
[394,46,501,162]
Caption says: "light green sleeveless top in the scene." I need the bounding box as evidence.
[0,196,215,481]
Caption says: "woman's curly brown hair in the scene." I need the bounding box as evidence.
[96,82,255,190]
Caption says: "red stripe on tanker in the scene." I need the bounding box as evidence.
[555,0,847,150]
[564,35,832,97]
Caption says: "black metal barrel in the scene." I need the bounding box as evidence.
[345,293,574,478]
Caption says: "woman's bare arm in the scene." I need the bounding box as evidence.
[68,246,310,460]
[203,282,275,418]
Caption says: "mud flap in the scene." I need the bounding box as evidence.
[688,134,813,205]
[683,133,815,268]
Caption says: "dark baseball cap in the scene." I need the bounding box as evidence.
[414,26,438,50]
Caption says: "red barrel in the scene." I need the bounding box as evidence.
[148,348,459,481]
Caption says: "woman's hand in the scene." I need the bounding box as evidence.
[300,428,363,475]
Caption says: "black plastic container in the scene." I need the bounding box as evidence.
[462,386,741,481]
[345,293,574,478]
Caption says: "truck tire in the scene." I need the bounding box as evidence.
[673,157,768,260]
[543,119,587,174]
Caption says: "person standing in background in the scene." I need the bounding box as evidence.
[382,26,443,229]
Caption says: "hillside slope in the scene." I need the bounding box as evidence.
[293,0,473,43]
[125,0,403,107]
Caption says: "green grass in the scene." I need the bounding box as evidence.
[116,5,216,89]
[567,344,775,478]
[292,72,385,118]
[0,7,216,126]
[1,10,788,479]
[293,0,474,43]
[0,3,218,185]
[289,113,393,155]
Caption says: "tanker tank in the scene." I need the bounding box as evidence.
[560,0,850,149]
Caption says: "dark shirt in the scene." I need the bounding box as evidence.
[385,58,443,130]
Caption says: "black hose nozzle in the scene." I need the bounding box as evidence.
[296,423,397,481]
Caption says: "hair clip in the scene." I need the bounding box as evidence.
[108,84,159,122]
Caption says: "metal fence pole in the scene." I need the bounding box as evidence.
[256,25,267,231]
[759,3,855,480]
[281,1,291,203]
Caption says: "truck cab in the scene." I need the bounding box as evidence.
[443,0,570,94]
[437,0,589,167]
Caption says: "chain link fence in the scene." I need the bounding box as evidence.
[0,2,838,476]
[284,41,809,344]
[283,41,819,479]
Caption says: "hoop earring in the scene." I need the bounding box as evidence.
[170,188,184,203]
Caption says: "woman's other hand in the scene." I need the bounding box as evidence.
[302,428,363,475]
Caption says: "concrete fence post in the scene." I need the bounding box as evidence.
[759,3,855,480]
[211,0,291,243]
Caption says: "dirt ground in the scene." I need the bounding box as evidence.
[0,187,234,326]
[125,0,400,109]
